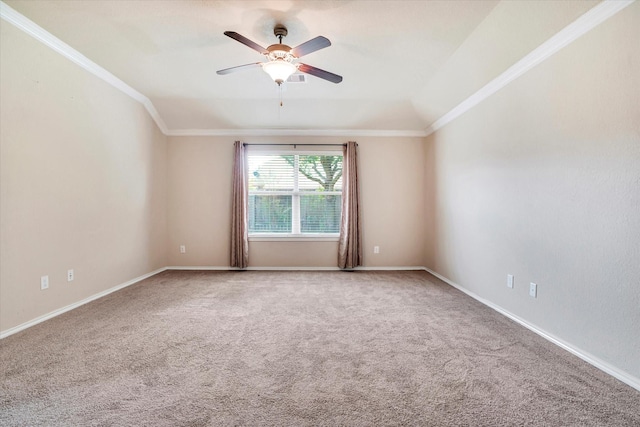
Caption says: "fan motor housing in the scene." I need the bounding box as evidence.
[267,44,295,61]
[274,24,288,39]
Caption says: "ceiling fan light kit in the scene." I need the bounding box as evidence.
[262,60,297,85]
[217,24,342,86]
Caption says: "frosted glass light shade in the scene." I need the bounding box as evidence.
[262,60,297,84]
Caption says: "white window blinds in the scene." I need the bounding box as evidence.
[247,153,343,235]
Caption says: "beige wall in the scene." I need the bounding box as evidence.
[0,22,168,332]
[167,136,426,268]
[424,3,640,379]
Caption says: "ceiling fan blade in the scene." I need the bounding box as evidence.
[298,63,343,84]
[224,31,268,54]
[216,63,262,75]
[291,36,331,58]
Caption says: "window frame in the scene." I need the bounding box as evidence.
[246,149,343,241]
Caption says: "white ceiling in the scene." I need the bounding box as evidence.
[3,0,602,133]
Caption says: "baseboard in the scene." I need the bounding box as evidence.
[423,267,640,393]
[2,265,425,338]
[0,267,168,339]
[355,266,426,271]
[165,266,238,271]
[6,264,637,392]
[247,266,340,271]
[166,265,427,271]
[165,266,339,271]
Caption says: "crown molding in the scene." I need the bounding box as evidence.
[424,0,635,136]
[0,1,422,139]
[167,128,428,137]
[0,1,169,134]
[3,0,633,139]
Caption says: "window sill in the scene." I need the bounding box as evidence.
[249,234,339,242]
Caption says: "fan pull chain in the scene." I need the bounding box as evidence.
[277,85,282,120]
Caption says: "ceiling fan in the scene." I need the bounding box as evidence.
[216,24,343,86]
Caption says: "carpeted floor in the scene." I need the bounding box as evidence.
[1,270,638,426]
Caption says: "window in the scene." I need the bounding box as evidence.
[247,152,343,237]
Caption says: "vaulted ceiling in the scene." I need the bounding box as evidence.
[3,0,601,134]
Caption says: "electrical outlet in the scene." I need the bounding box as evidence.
[373,246,380,254]
[40,275,49,290]
[67,269,74,282]
[507,274,514,289]
[180,245,186,254]
[529,282,537,298]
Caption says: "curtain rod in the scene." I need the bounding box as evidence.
[243,143,347,147]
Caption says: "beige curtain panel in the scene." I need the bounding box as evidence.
[230,141,249,268]
[338,141,363,269]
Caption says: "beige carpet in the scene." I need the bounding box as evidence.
[1,270,638,426]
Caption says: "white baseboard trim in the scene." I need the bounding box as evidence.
[1,265,428,337]
[247,266,339,271]
[5,264,638,392]
[165,266,237,271]
[423,267,640,393]
[355,266,427,271]
[166,265,428,272]
[0,267,168,339]
[166,266,340,271]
